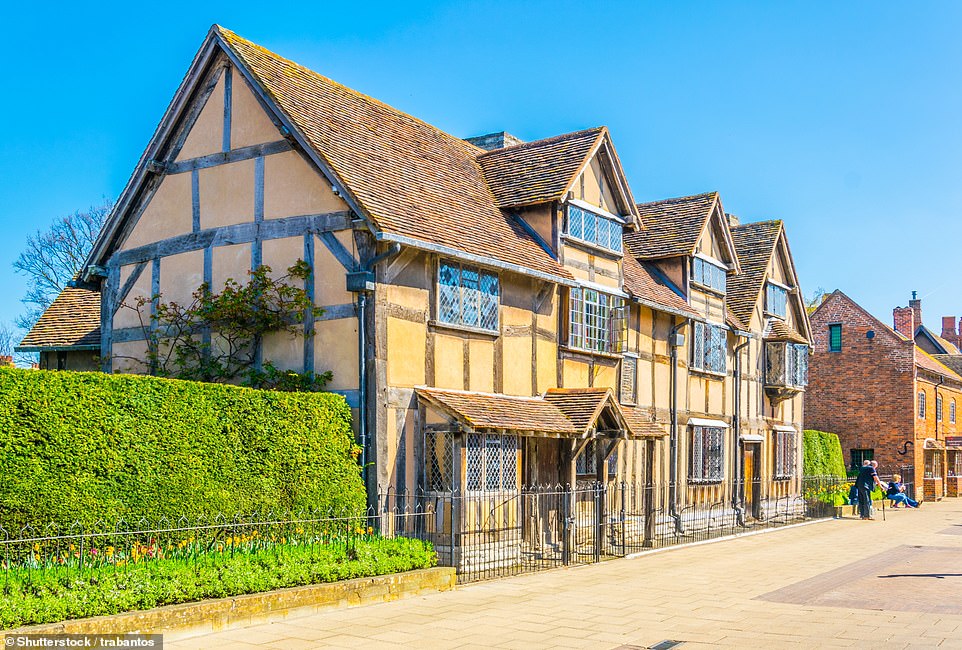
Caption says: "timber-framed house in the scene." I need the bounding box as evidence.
[19,26,813,571]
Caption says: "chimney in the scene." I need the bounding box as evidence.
[909,291,922,330]
[464,131,524,151]
[942,316,958,348]
[726,213,740,227]
[894,306,915,338]
[0,355,12,368]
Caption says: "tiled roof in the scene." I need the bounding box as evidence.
[477,128,605,208]
[933,354,962,377]
[763,318,808,344]
[543,388,611,433]
[217,27,573,282]
[728,220,782,329]
[417,387,577,435]
[618,405,668,437]
[625,192,717,260]
[18,287,101,351]
[918,326,961,355]
[916,348,962,382]
[727,309,748,333]
[622,254,697,318]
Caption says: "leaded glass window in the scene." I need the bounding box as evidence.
[773,429,796,479]
[690,426,724,482]
[691,257,727,294]
[437,261,499,331]
[465,433,518,491]
[766,282,788,318]
[918,392,926,419]
[765,342,808,388]
[691,322,727,374]
[937,395,944,422]
[575,439,619,479]
[568,287,626,353]
[425,431,454,492]
[565,204,623,254]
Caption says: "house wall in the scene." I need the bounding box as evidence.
[39,351,100,372]
[101,55,359,409]
[807,293,917,485]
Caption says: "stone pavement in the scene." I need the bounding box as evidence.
[169,500,962,649]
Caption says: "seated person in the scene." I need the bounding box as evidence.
[886,474,921,508]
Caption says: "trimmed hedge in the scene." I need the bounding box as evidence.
[0,368,364,527]
[802,429,846,478]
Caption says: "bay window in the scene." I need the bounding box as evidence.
[765,342,808,389]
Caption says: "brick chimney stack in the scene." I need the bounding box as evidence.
[0,355,12,368]
[909,291,922,330]
[894,306,916,338]
[942,316,959,349]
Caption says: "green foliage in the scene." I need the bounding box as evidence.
[0,368,364,527]
[0,536,436,629]
[118,262,329,391]
[802,430,847,478]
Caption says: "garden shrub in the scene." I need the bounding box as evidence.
[0,536,436,629]
[0,368,364,527]
[802,429,847,478]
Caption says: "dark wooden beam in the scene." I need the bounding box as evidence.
[222,65,232,153]
[113,211,352,266]
[317,231,359,271]
[191,169,200,232]
[167,140,291,175]
[115,261,148,307]
[252,156,265,271]
[303,232,315,373]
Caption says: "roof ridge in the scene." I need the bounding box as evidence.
[731,219,783,231]
[214,26,486,157]
[416,385,548,402]
[475,126,605,158]
[636,191,717,209]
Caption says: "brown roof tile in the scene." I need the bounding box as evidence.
[728,220,782,329]
[477,128,604,208]
[544,388,666,438]
[18,287,101,351]
[622,254,698,318]
[625,192,717,260]
[916,348,962,382]
[217,27,572,282]
[620,405,669,437]
[932,354,962,377]
[763,318,808,344]
[417,387,577,435]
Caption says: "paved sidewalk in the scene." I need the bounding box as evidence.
[170,501,962,649]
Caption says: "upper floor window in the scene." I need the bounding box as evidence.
[765,343,809,389]
[438,261,499,332]
[765,282,789,319]
[690,426,724,483]
[937,394,944,422]
[568,287,626,353]
[691,321,727,375]
[918,392,926,419]
[566,203,623,253]
[691,256,727,294]
[828,324,842,352]
[952,399,957,424]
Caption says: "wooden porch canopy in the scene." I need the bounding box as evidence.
[415,386,666,439]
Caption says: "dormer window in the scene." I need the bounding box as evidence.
[565,202,623,254]
[765,281,789,319]
[691,256,727,294]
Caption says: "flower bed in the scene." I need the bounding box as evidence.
[0,532,435,629]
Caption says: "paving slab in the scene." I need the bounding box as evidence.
[175,500,962,648]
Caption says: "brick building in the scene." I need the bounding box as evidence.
[807,290,962,500]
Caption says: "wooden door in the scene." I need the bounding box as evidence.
[743,445,760,518]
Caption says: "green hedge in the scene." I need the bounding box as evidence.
[803,429,846,478]
[0,368,364,527]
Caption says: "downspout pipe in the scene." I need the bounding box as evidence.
[732,336,751,527]
[351,242,402,494]
[668,318,687,534]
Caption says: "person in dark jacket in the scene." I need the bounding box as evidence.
[855,460,883,520]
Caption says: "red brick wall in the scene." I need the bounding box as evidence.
[807,292,917,481]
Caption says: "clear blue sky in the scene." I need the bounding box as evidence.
[2,2,961,334]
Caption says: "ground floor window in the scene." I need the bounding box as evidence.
[425,431,455,492]
[849,448,873,473]
[466,433,519,491]
[925,451,943,480]
[773,430,796,480]
[690,426,724,483]
[949,451,962,478]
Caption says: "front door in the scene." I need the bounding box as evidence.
[743,444,761,519]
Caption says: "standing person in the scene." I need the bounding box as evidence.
[856,460,882,520]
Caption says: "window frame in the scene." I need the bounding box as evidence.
[937,394,944,423]
[689,426,725,484]
[952,399,957,425]
[850,448,874,472]
[919,391,927,419]
[567,286,627,354]
[765,281,789,319]
[436,260,500,333]
[464,433,519,492]
[828,323,842,352]
[564,202,624,254]
[765,342,809,389]
[691,321,728,376]
[691,255,728,295]
[773,429,796,480]
[575,439,619,480]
